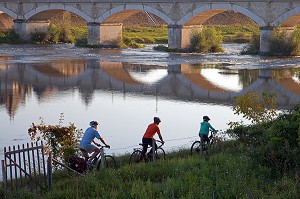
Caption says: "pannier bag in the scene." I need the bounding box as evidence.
[68,157,86,173]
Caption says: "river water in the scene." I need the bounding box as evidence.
[0,44,299,158]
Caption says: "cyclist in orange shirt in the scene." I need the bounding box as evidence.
[141,117,165,161]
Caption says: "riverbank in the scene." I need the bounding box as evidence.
[1,143,298,198]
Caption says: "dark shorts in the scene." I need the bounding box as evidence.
[199,134,210,143]
[142,138,158,149]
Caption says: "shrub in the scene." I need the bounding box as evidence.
[47,24,60,43]
[189,27,224,53]
[269,27,300,56]
[28,113,83,164]
[0,29,23,44]
[231,91,277,125]
[31,31,48,44]
[229,105,300,174]
[241,32,260,54]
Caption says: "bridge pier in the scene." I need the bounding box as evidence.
[87,22,122,46]
[100,23,123,46]
[87,22,100,45]
[168,25,202,49]
[260,26,274,53]
[14,19,49,40]
[260,26,296,53]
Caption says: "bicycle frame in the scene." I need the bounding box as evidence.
[191,130,219,155]
[130,140,165,164]
[79,145,116,171]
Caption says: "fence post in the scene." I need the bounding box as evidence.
[47,153,52,189]
[2,160,7,199]
[152,139,156,162]
[100,148,105,169]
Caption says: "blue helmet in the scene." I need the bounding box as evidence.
[89,121,99,126]
[154,117,161,123]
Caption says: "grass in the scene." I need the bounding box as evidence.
[123,25,168,45]
[0,25,258,47]
[2,142,298,199]
[123,25,259,45]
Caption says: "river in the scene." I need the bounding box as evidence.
[0,43,299,159]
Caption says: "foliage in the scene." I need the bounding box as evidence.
[27,113,83,163]
[229,105,300,175]
[214,25,259,43]
[3,145,299,199]
[269,27,300,56]
[231,90,277,125]
[123,26,168,45]
[0,29,24,44]
[123,37,145,48]
[189,27,224,53]
[241,31,260,54]
[31,31,48,44]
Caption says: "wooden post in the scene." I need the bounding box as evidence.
[152,139,156,162]
[41,142,47,189]
[17,145,22,187]
[100,148,105,169]
[26,143,32,191]
[2,160,7,199]
[47,153,52,189]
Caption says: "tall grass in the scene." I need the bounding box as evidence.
[1,143,298,199]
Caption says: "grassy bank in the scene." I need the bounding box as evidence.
[123,25,258,45]
[2,104,299,198]
[2,144,298,199]
[0,25,257,46]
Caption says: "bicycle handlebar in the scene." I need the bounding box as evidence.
[96,144,110,149]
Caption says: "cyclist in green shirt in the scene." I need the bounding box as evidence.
[199,116,217,146]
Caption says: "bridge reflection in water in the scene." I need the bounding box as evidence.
[0,59,300,118]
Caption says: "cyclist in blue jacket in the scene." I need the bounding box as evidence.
[199,116,217,146]
[79,121,110,166]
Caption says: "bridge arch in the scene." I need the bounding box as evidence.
[98,4,172,24]
[0,6,17,19]
[271,7,300,27]
[24,4,91,22]
[179,4,266,27]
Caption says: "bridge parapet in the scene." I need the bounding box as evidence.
[0,0,299,52]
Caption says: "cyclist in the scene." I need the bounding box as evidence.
[199,116,217,149]
[141,117,165,161]
[79,121,110,166]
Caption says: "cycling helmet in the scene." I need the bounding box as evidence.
[89,121,99,126]
[154,117,161,123]
[203,116,210,121]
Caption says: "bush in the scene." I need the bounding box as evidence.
[0,29,23,44]
[189,27,224,53]
[229,105,300,174]
[31,31,48,44]
[241,32,260,54]
[28,114,83,164]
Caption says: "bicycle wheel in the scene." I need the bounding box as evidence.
[155,148,166,160]
[97,155,117,170]
[190,141,202,155]
[129,150,143,164]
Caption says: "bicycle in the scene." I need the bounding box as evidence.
[79,145,117,171]
[190,130,220,155]
[129,140,165,164]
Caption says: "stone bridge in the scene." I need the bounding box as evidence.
[0,0,300,52]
